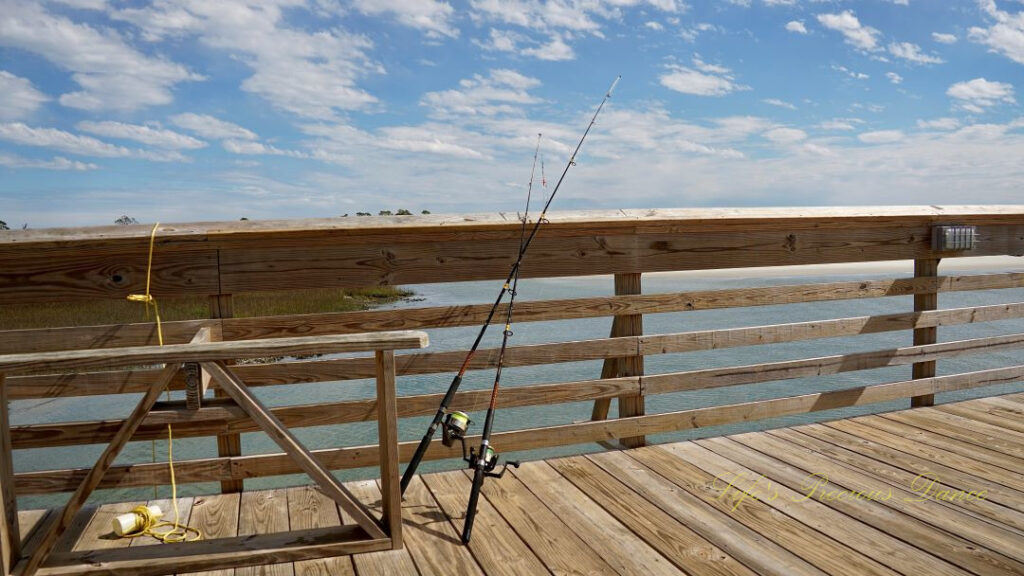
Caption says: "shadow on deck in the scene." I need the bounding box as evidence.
[18,393,1024,576]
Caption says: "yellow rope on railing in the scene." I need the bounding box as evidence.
[125,222,202,543]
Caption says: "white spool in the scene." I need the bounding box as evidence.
[111,505,163,536]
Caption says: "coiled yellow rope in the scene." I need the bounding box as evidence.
[125,222,202,543]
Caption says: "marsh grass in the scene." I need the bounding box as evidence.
[0,286,413,330]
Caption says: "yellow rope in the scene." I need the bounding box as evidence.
[124,222,202,543]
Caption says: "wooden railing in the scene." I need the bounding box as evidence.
[0,331,427,576]
[1,206,1023,573]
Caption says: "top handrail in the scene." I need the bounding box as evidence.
[0,331,428,374]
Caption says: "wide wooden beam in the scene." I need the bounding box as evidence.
[614,273,645,448]
[0,332,429,374]
[200,361,386,540]
[17,362,179,576]
[3,207,1023,304]
[208,294,241,494]
[33,526,388,576]
[374,351,402,548]
[912,258,940,407]
[0,374,20,576]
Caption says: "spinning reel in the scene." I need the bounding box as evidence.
[442,410,520,478]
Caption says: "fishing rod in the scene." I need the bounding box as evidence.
[457,134,541,543]
[399,75,622,497]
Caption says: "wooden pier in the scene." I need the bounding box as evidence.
[2,207,1023,575]
[11,392,1023,576]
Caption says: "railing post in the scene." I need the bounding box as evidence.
[209,294,243,493]
[1,374,22,576]
[375,350,402,549]
[615,273,646,448]
[911,258,940,407]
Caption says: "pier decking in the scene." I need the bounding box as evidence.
[16,392,1024,576]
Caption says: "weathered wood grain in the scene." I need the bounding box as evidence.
[912,258,939,407]
[177,493,240,576]
[0,374,20,575]
[699,436,1024,576]
[287,486,354,576]
[5,207,1023,303]
[0,331,428,374]
[664,441,968,576]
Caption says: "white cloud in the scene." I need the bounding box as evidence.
[763,127,807,144]
[858,130,905,144]
[832,65,869,80]
[917,117,960,130]
[969,1,1024,65]
[77,121,206,149]
[171,114,259,141]
[421,69,542,118]
[888,42,944,64]
[785,21,808,34]
[0,2,202,112]
[0,71,49,120]
[818,119,861,131]
[764,0,797,6]
[886,71,903,84]
[0,153,98,171]
[222,140,307,158]
[932,32,958,44]
[817,10,881,51]
[112,2,380,119]
[947,78,1016,113]
[660,58,749,97]
[349,0,457,39]
[522,34,575,61]
[679,23,717,43]
[0,122,184,161]
[763,98,797,110]
[645,21,664,31]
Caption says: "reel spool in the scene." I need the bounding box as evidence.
[481,446,499,472]
[442,411,471,447]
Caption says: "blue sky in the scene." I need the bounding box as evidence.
[0,0,1022,228]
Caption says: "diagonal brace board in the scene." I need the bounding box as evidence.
[17,362,180,576]
[200,361,386,540]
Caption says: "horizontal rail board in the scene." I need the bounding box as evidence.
[8,300,1024,399]
[5,272,1024,356]
[10,377,640,449]
[0,332,428,374]
[3,207,1023,303]
[13,365,1022,494]
[11,331,1023,449]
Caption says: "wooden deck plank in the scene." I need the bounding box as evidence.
[236,489,292,576]
[71,500,146,553]
[699,436,1024,576]
[664,441,970,576]
[799,422,1023,511]
[286,485,354,576]
[588,450,827,576]
[627,446,899,576]
[936,401,1024,434]
[880,410,1024,458]
[736,431,1024,563]
[421,471,548,576]
[512,461,681,576]
[549,456,755,576]
[771,427,1024,534]
[392,475,483,576]
[852,414,1022,473]
[974,395,1024,414]
[824,418,1024,493]
[344,480,418,576]
[466,467,620,575]
[177,492,240,576]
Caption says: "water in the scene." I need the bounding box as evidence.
[11,260,1024,509]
